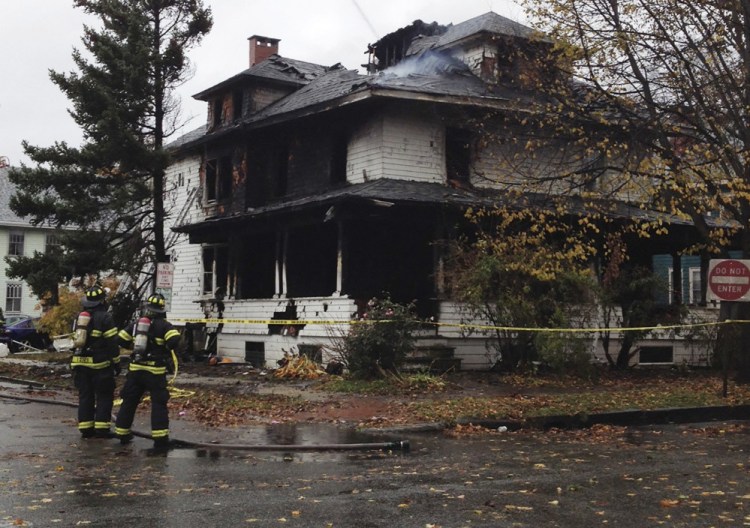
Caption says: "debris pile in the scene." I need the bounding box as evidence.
[274,354,326,380]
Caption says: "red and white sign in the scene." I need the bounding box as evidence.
[156,263,175,289]
[707,259,750,302]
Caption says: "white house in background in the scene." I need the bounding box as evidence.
[0,167,59,317]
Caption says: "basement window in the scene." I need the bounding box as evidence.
[639,346,674,364]
[245,342,265,368]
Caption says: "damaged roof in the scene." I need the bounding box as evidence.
[407,12,543,56]
[243,54,504,125]
[193,55,331,100]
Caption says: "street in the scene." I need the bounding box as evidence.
[1,394,749,527]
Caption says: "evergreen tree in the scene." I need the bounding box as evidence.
[7,0,212,307]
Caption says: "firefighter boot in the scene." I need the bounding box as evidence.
[152,436,171,453]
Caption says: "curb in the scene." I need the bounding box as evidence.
[456,404,750,432]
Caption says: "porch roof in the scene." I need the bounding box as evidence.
[172,178,704,236]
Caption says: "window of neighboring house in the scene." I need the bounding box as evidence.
[232,89,244,121]
[689,267,702,304]
[202,245,229,296]
[6,283,22,312]
[205,156,233,203]
[8,232,24,257]
[45,233,61,253]
[445,128,472,183]
[212,98,223,128]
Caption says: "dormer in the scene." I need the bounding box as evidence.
[192,37,329,133]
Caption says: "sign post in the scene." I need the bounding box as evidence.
[707,259,750,396]
[707,259,750,303]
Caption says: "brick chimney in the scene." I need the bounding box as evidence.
[248,35,280,66]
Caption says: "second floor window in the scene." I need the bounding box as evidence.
[8,232,24,256]
[446,128,472,183]
[45,233,61,253]
[205,156,233,202]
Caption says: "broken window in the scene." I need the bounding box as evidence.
[205,160,217,202]
[344,213,437,317]
[232,89,244,121]
[204,156,233,203]
[445,128,473,183]
[331,133,348,185]
[212,98,223,128]
[202,245,228,296]
[285,223,338,297]
[236,232,276,299]
[273,145,289,198]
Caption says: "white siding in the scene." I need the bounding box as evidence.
[348,115,385,184]
[211,296,358,366]
[347,111,444,184]
[164,154,205,323]
[381,110,444,182]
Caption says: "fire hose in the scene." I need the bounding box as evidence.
[0,384,410,453]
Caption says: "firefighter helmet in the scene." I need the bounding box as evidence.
[145,293,167,314]
[82,286,106,308]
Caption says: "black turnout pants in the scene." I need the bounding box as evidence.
[115,370,170,435]
[74,367,115,433]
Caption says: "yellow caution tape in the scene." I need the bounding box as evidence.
[171,318,746,333]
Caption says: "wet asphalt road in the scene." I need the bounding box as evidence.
[1,393,750,527]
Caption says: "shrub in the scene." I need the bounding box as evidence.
[342,296,420,379]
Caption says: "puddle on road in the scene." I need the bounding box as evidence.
[164,422,411,462]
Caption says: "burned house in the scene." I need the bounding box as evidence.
[166,12,716,369]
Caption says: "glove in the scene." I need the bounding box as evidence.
[113,363,122,376]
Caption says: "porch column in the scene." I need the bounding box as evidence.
[274,230,289,298]
[671,253,682,305]
[434,220,445,296]
[334,220,343,297]
[281,228,288,297]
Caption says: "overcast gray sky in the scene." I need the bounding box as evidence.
[0,0,525,167]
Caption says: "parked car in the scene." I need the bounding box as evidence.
[3,314,32,326]
[0,316,52,353]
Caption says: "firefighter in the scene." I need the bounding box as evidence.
[70,285,120,438]
[115,293,180,451]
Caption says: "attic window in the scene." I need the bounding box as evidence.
[233,90,243,121]
[212,98,223,128]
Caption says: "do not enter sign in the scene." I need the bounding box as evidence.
[707,259,750,302]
